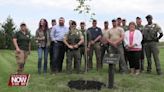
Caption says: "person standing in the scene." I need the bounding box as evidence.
[107,19,128,73]
[124,22,143,75]
[100,21,110,67]
[35,19,50,74]
[64,21,84,73]
[87,19,102,71]
[122,19,128,31]
[50,17,69,74]
[136,17,145,72]
[143,15,163,75]
[117,17,122,27]
[13,23,31,74]
[122,19,129,65]
[79,22,91,71]
[49,19,56,73]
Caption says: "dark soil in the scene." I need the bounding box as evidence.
[68,80,106,90]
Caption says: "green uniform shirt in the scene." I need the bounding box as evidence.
[79,29,91,46]
[13,31,31,51]
[136,25,144,33]
[143,23,163,41]
[122,25,129,32]
[65,29,83,45]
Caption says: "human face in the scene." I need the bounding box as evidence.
[129,24,135,31]
[59,18,65,26]
[104,22,108,28]
[117,19,122,26]
[40,19,45,26]
[122,20,126,26]
[136,19,142,25]
[80,23,85,29]
[52,21,56,26]
[20,25,27,32]
[72,23,77,29]
[146,18,152,24]
[112,22,117,27]
[92,21,97,27]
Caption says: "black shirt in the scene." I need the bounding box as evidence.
[87,27,102,41]
[13,31,31,51]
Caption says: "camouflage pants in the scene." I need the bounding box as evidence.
[88,42,102,71]
[144,42,161,73]
[66,48,81,73]
[15,50,29,74]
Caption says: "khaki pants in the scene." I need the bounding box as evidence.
[15,50,29,73]
[144,42,161,73]
[88,42,101,71]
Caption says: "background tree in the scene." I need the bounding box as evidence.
[30,35,37,50]
[0,25,6,49]
[74,0,95,72]
[74,0,95,21]
[1,16,16,49]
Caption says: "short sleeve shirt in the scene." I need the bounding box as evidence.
[87,27,102,41]
[13,31,31,51]
[108,27,124,42]
[143,23,163,41]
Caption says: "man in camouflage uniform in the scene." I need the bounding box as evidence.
[64,21,84,73]
[79,22,91,71]
[122,19,129,65]
[143,15,163,75]
[136,17,145,71]
[122,19,129,31]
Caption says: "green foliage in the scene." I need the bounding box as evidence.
[1,16,16,49]
[0,29,6,49]
[74,0,95,21]
[30,35,37,50]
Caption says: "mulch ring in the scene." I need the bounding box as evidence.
[68,80,106,90]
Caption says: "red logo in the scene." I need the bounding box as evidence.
[8,74,30,86]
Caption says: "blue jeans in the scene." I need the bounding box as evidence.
[52,42,65,72]
[38,47,49,73]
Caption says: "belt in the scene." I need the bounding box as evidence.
[55,41,64,44]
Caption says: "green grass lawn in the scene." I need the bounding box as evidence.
[0,48,164,92]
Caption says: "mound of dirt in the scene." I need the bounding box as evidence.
[68,80,106,90]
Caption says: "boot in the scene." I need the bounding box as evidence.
[135,69,140,76]
[130,68,135,75]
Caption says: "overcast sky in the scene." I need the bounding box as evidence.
[0,0,164,40]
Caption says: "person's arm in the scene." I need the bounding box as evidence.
[157,26,163,40]
[115,33,124,45]
[74,35,84,48]
[50,26,56,42]
[123,31,129,48]
[155,24,163,41]
[13,38,20,53]
[92,28,102,44]
[63,34,73,49]
[134,31,143,46]
[114,28,124,45]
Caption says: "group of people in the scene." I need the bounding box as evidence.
[13,14,163,76]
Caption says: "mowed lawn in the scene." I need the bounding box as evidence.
[0,48,164,92]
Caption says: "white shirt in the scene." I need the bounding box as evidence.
[124,29,143,49]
